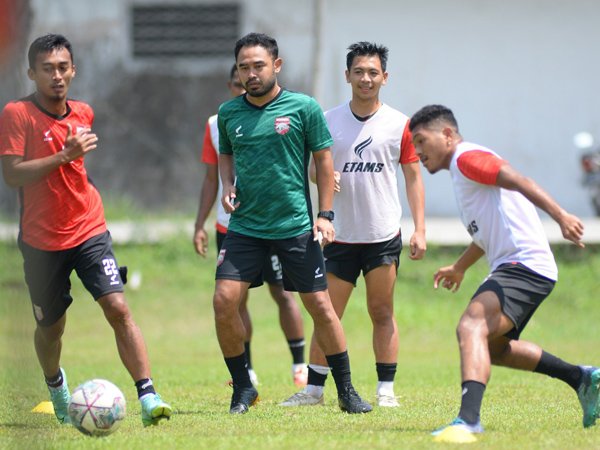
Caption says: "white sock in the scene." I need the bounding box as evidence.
[303,384,324,397]
[377,381,394,396]
[303,364,329,397]
[309,364,330,376]
[292,363,306,373]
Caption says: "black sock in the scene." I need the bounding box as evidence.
[288,338,305,365]
[45,369,63,389]
[376,362,397,382]
[458,380,486,425]
[307,366,327,386]
[225,353,253,388]
[135,378,156,398]
[244,341,252,370]
[325,351,352,392]
[534,350,582,391]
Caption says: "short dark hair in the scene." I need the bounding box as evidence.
[346,41,388,72]
[409,104,460,133]
[234,32,278,61]
[28,34,74,69]
[229,63,238,80]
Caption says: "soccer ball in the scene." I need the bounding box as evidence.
[68,379,126,436]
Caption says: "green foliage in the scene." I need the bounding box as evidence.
[1,240,599,449]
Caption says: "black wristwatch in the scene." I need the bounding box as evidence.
[317,210,335,221]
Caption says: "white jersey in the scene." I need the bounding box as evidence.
[205,114,230,229]
[325,102,417,243]
[450,142,558,280]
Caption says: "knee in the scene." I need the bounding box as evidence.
[456,314,483,343]
[213,290,237,320]
[100,294,131,325]
[367,301,393,326]
[302,293,335,322]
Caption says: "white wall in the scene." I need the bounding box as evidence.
[316,0,600,216]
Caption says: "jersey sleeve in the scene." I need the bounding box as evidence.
[399,121,419,164]
[217,110,232,155]
[0,102,27,157]
[304,97,334,152]
[88,104,95,127]
[457,150,507,185]
[200,120,218,164]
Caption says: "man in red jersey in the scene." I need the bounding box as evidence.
[0,34,172,427]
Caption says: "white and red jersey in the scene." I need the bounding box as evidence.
[200,114,229,232]
[325,102,418,243]
[450,142,558,280]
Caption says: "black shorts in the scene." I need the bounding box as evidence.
[217,231,283,287]
[216,230,327,293]
[19,231,124,327]
[323,233,402,286]
[472,262,555,340]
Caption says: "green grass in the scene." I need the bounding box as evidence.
[1,239,599,449]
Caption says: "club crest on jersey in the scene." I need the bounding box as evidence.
[274,117,290,135]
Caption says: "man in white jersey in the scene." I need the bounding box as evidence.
[193,64,308,388]
[409,104,599,440]
[281,42,426,409]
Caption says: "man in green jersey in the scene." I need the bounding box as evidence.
[213,32,372,415]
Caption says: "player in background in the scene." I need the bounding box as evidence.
[193,64,308,387]
[409,104,599,439]
[0,34,172,427]
[281,42,426,408]
[213,32,371,414]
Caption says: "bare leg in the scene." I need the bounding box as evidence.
[299,289,347,356]
[213,279,250,357]
[308,274,353,366]
[238,290,252,342]
[268,284,304,340]
[365,264,398,364]
[457,290,515,384]
[451,290,516,426]
[98,292,151,381]
[489,336,542,371]
[34,313,66,378]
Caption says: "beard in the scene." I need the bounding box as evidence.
[245,76,277,98]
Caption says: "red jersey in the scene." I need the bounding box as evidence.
[0,95,106,250]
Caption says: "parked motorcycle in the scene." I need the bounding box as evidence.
[574,131,600,216]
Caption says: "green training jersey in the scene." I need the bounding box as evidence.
[218,89,333,239]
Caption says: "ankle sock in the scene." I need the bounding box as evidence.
[135,378,156,398]
[458,380,486,425]
[45,369,64,389]
[225,353,253,388]
[534,350,582,391]
[288,338,305,365]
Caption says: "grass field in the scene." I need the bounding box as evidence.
[0,237,599,449]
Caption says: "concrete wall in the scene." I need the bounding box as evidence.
[2,0,599,217]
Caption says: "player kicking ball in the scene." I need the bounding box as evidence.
[408,104,599,441]
[0,34,172,427]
